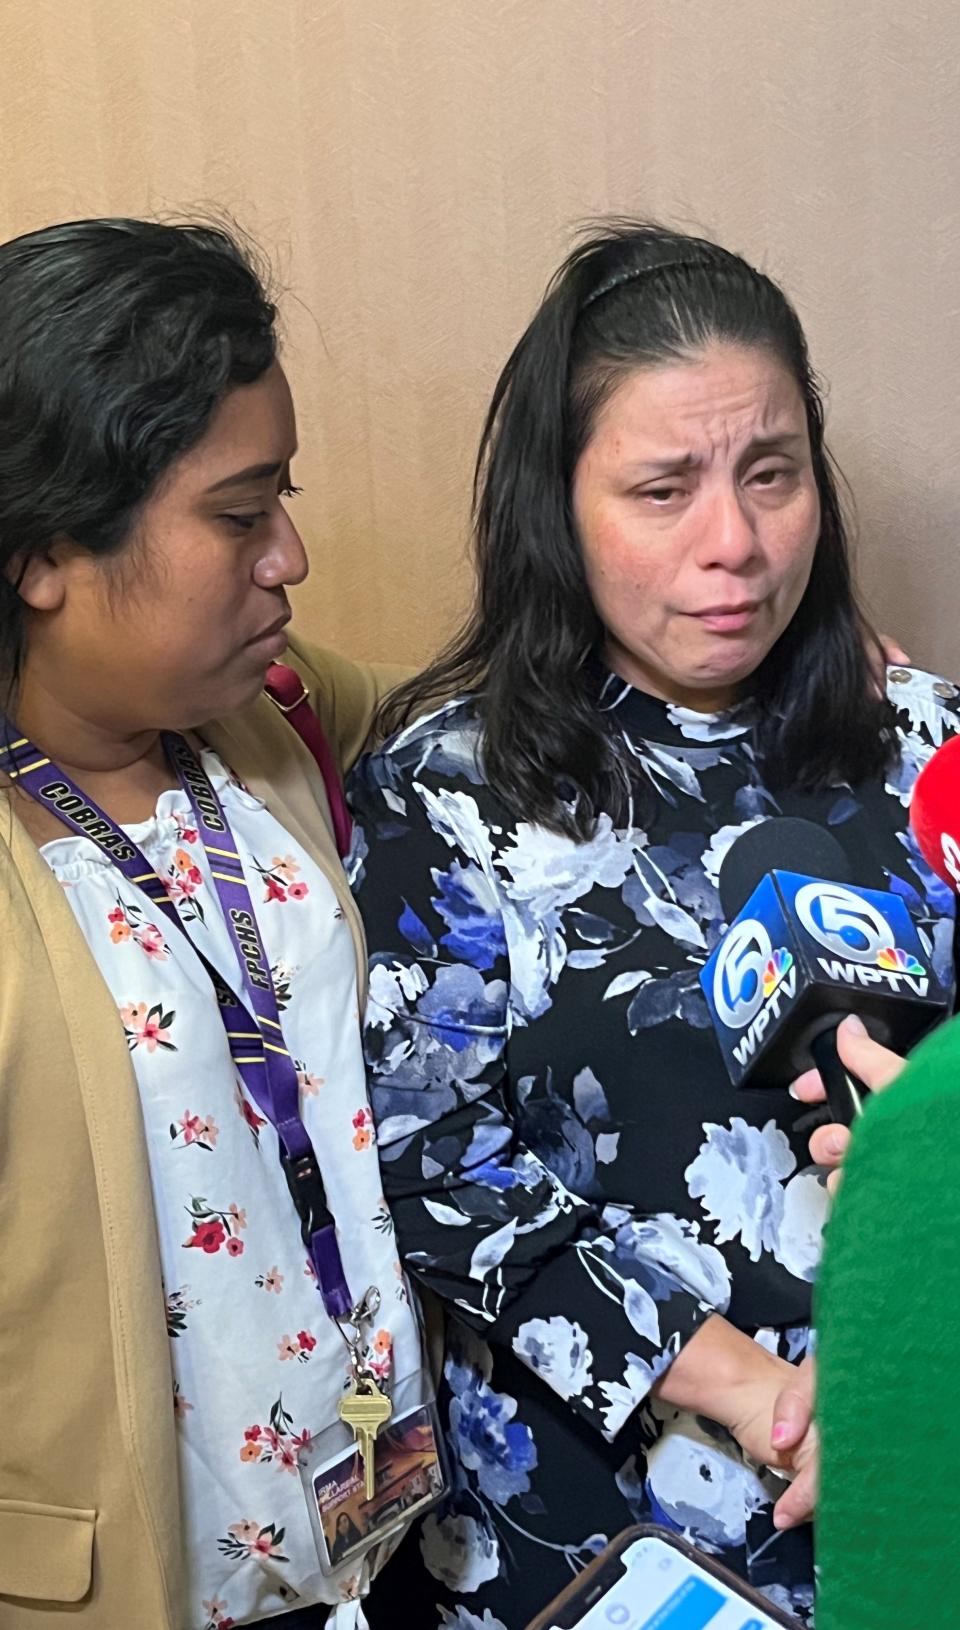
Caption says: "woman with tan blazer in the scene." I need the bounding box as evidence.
[0,220,422,1630]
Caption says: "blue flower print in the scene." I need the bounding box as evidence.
[432,861,508,971]
[418,965,506,1057]
[348,668,960,1629]
[512,1316,594,1401]
[519,1078,599,1194]
[399,900,437,956]
[604,1213,732,1310]
[420,1509,501,1594]
[447,1353,537,1506]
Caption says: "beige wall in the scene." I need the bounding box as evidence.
[1,0,958,671]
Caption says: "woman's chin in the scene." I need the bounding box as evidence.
[165,668,271,730]
[223,669,274,717]
[694,637,774,689]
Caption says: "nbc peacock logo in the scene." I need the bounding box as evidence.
[876,945,925,976]
[762,947,794,999]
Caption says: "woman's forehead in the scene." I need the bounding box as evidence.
[165,364,298,494]
[587,344,806,458]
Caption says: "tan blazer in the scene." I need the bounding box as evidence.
[0,637,403,1628]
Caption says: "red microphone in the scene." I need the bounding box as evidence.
[910,734,960,889]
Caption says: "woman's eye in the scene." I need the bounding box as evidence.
[641,485,685,504]
[221,511,266,532]
[220,487,302,531]
[749,466,790,489]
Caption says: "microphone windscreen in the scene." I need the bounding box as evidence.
[718,816,852,922]
[910,733,960,887]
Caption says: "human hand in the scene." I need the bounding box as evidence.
[868,633,910,697]
[791,1015,906,1194]
[769,1355,818,1529]
[726,1354,819,1528]
[878,632,910,668]
[724,1351,812,1474]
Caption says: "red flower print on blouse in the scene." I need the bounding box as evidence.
[352,1106,374,1151]
[121,1001,176,1054]
[217,1521,289,1564]
[235,1084,267,1148]
[185,1218,226,1254]
[278,1331,319,1364]
[138,923,167,960]
[238,1398,306,1471]
[164,848,206,923]
[108,894,171,960]
[181,1199,246,1255]
[175,848,202,884]
[253,853,309,904]
[365,1327,393,1382]
[175,813,199,845]
[201,1595,235,1630]
[170,1111,219,1152]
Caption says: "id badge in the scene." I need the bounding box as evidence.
[299,1366,448,1577]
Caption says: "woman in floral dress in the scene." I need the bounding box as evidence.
[352,223,960,1628]
[0,219,422,1630]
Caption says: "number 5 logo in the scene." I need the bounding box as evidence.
[712,919,773,1029]
[794,882,893,964]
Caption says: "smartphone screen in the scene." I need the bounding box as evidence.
[554,1534,785,1630]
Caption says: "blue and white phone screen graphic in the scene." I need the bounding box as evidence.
[561,1535,781,1630]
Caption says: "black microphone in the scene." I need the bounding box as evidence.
[701,817,951,1125]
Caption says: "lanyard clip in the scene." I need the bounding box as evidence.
[280,1145,333,1244]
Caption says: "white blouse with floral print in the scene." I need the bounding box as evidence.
[41,747,421,1630]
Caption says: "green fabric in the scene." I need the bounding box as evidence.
[815,1014,960,1628]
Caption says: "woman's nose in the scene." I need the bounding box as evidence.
[696,487,759,572]
[254,513,309,589]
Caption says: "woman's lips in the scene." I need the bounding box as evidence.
[689,603,761,633]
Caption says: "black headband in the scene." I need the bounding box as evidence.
[579,254,721,313]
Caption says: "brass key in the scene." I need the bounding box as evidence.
[338,1377,392,1500]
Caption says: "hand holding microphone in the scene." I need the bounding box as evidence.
[700,815,950,1125]
[792,1017,907,1189]
[790,730,960,1161]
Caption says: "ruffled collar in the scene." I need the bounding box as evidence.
[597,669,755,747]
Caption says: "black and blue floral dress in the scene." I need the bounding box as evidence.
[352,668,958,1630]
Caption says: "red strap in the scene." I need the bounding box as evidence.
[264,662,353,860]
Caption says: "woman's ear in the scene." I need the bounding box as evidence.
[7,536,74,613]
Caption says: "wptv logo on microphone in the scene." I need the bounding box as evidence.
[702,873,945,1088]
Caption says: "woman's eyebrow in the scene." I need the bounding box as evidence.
[204,460,283,494]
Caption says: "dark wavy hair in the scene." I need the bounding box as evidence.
[381,220,896,839]
[0,216,277,698]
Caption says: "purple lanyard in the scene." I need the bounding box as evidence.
[1,724,352,1320]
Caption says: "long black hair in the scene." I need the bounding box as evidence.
[382,220,895,840]
[0,217,277,699]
